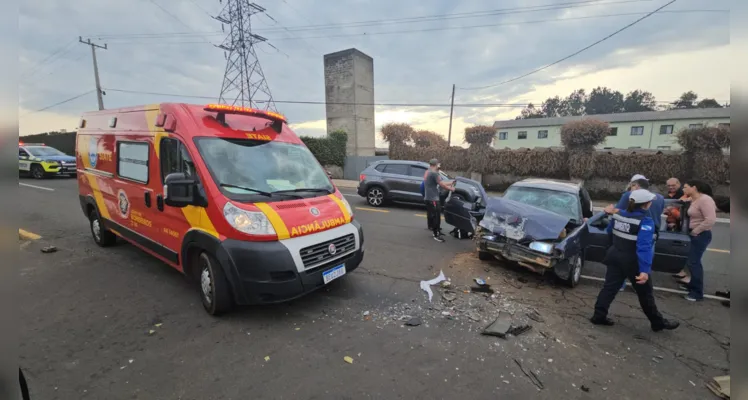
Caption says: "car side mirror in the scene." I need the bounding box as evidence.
[164,172,200,208]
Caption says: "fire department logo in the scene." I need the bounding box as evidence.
[309,207,320,217]
[89,137,98,168]
[328,243,337,255]
[117,189,130,219]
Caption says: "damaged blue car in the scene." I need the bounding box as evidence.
[444,177,692,288]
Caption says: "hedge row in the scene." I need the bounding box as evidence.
[385,123,730,185]
[300,130,347,167]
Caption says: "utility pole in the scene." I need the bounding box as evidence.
[79,36,107,110]
[447,84,455,146]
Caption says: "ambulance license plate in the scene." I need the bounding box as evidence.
[322,264,346,284]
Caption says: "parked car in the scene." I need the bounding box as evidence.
[357,160,481,207]
[444,177,690,287]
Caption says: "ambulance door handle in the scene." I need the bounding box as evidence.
[144,192,152,208]
[156,194,164,211]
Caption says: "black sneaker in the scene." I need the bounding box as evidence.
[652,319,679,332]
[590,316,615,326]
[433,235,445,243]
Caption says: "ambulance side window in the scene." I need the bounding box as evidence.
[160,138,196,182]
[19,149,29,158]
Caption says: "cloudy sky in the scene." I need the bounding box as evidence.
[18,0,730,146]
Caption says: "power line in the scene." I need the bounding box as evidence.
[97,9,723,45]
[458,0,679,91]
[103,88,724,108]
[146,0,214,45]
[20,90,95,117]
[90,0,655,39]
[21,40,77,79]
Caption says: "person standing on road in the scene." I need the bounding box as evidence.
[590,189,680,332]
[680,179,717,302]
[424,158,455,242]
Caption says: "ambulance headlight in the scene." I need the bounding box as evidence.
[223,202,276,236]
[529,241,554,254]
[340,195,353,218]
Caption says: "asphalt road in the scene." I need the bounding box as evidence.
[17,177,730,399]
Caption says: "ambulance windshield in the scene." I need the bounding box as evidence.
[195,138,333,200]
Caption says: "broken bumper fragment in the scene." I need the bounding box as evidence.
[477,235,556,270]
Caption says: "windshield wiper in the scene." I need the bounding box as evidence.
[219,183,272,197]
[272,187,332,194]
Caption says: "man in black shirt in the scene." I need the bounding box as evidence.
[665,177,685,200]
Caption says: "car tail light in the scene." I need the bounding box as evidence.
[360,174,366,182]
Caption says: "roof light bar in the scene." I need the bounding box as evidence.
[203,104,287,123]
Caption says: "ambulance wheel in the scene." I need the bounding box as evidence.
[198,252,233,316]
[89,209,116,247]
[30,164,45,179]
[478,251,494,261]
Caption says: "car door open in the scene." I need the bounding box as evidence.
[443,177,487,234]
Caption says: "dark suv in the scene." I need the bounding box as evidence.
[357,160,480,207]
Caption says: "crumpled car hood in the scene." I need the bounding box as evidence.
[478,197,570,242]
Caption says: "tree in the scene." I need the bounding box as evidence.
[697,98,723,108]
[516,103,545,119]
[672,91,698,109]
[623,90,657,112]
[585,86,624,115]
[561,89,587,116]
[541,96,565,117]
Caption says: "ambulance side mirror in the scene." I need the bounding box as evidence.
[164,172,199,208]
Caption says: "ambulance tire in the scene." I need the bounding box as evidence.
[89,209,117,247]
[198,251,233,316]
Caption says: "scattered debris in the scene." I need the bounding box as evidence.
[467,311,481,322]
[344,356,354,364]
[419,270,446,302]
[689,380,696,387]
[148,330,156,335]
[363,311,370,316]
[526,309,544,323]
[128,359,134,364]
[706,375,730,399]
[295,327,301,331]
[440,281,452,289]
[470,285,494,294]
[482,313,513,338]
[651,357,660,363]
[581,385,590,392]
[264,356,270,362]
[442,291,458,302]
[518,276,529,284]
[474,278,487,286]
[404,317,422,327]
[514,359,544,390]
[154,323,162,328]
[40,246,57,254]
[508,324,532,337]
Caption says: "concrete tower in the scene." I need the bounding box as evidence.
[324,48,375,156]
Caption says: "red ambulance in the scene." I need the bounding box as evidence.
[76,103,364,315]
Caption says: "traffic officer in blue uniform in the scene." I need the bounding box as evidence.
[590,189,680,332]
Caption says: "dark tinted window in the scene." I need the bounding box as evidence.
[382,164,409,176]
[374,164,386,172]
[409,165,427,178]
[160,138,196,182]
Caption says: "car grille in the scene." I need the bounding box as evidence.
[300,234,355,269]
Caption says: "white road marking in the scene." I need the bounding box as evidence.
[20,183,55,191]
[580,275,728,301]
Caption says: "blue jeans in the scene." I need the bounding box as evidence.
[686,230,712,299]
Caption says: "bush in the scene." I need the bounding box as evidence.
[560,119,609,148]
[677,126,730,151]
[464,125,496,146]
[593,151,684,182]
[380,123,414,144]
[300,130,347,167]
[412,130,448,148]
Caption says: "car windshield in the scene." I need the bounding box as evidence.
[26,146,66,157]
[503,186,581,222]
[195,138,333,201]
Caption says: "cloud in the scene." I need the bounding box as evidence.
[16,0,730,139]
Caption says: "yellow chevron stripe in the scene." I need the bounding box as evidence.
[328,194,351,223]
[255,203,290,240]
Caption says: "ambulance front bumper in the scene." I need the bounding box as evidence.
[215,220,365,305]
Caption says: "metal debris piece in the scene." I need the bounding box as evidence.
[470,286,494,294]
[440,281,452,288]
[482,313,512,338]
[581,385,590,392]
[467,311,481,322]
[526,310,545,323]
[442,291,458,302]
[344,356,354,364]
[474,278,487,286]
[404,317,422,327]
[41,246,57,253]
[508,324,532,337]
[514,359,544,390]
